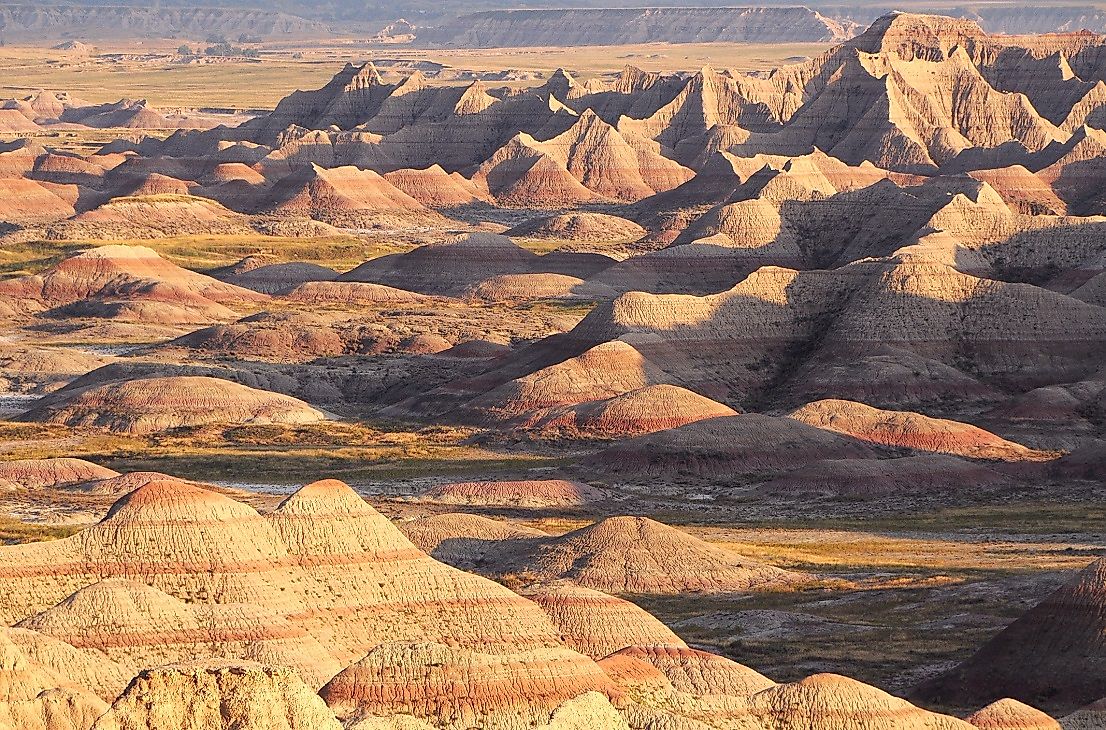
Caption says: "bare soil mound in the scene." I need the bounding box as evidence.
[20,375,326,433]
[382,165,490,207]
[750,673,972,729]
[420,479,603,508]
[18,578,341,687]
[168,311,395,362]
[320,641,614,730]
[490,515,800,594]
[0,244,265,319]
[285,281,430,306]
[0,478,576,668]
[528,384,738,439]
[0,458,118,490]
[466,273,613,302]
[47,194,254,240]
[611,644,775,696]
[788,399,1044,461]
[0,630,110,730]
[0,178,75,223]
[219,262,338,294]
[339,233,541,296]
[400,513,547,570]
[523,581,685,659]
[461,340,669,425]
[966,699,1061,729]
[1062,699,1106,729]
[587,414,878,481]
[265,163,444,228]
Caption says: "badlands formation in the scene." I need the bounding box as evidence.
[1,10,1106,730]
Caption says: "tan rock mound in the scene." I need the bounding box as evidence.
[400,513,547,570]
[0,344,111,392]
[17,578,341,687]
[398,333,452,354]
[0,630,109,730]
[420,479,603,508]
[588,414,878,481]
[966,699,1061,729]
[611,644,775,697]
[914,557,1106,711]
[265,163,444,228]
[91,662,342,730]
[382,165,490,207]
[523,582,686,659]
[47,194,253,240]
[0,244,265,319]
[3,626,131,701]
[320,641,615,730]
[285,281,430,306]
[73,470,194,497]
[461,340,669,424]
[490,516,799,594]
[167,311,395,362]
[788,399,1044,461]
[466,273,613,302]
[506,212,646,244]
[968,166,1067,216]
[219,262,338,295]
[527,384,738,439]
[0,458,118,491]
[0,178,75,223]
[119,172,191,198]
[20,376,326,433]
[750,673,972,729]
[339,233,541,296]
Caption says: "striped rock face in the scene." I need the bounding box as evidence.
[320,641,616,730]
[0,479,581,679]
[787,398,1046,461]
[522,582,686,659]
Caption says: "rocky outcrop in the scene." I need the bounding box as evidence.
[90,662,342,730]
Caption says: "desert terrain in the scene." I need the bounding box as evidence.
[1,8,1106,730]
